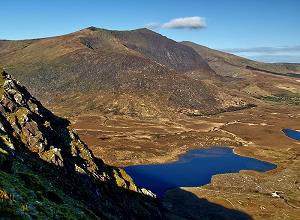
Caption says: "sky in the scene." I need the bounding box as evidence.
[1,0,300,63]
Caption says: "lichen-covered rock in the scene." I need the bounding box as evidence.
[0,68,161,219]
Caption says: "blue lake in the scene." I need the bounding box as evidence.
[124,147,276,197]
[282,129,300,141]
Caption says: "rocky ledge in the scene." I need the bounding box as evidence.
[0,67,161,219]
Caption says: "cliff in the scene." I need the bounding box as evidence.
[0,67,161,219]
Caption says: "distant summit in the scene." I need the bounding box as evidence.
[86,26,98,31]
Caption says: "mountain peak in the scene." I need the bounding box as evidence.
[112,28,214,73]
[132,27,153,32]
[86,26,98,31]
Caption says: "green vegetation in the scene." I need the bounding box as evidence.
[0,128,99,219]
[0,165,98,219]
[0,138,158,219]
[260,94,300,106]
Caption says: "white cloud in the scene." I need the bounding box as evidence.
[162,16,206,29]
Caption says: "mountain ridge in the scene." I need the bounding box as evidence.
[0,27,251,118]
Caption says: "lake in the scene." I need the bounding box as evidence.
[124,147,276,197]
[282,129,300,141]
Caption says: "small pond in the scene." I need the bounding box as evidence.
[282,129,300,141]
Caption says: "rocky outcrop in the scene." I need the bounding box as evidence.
[0,67,161,219]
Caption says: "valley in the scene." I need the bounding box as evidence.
[1,26,299,219]
[69,104,300,219]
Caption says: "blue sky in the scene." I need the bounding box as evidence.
[1,0,300,63]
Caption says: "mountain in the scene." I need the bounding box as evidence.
[0,67,161,219]
[0,27,250,118]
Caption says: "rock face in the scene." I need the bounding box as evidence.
[112,28,214,73]
[0,67,161,219]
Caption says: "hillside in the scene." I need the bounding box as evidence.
[112,28,213,74]
[0,67,161,219]
[0,27,250,118]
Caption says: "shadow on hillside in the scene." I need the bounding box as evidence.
[162,188,253,220]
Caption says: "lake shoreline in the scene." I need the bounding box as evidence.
[124,146,277,197]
